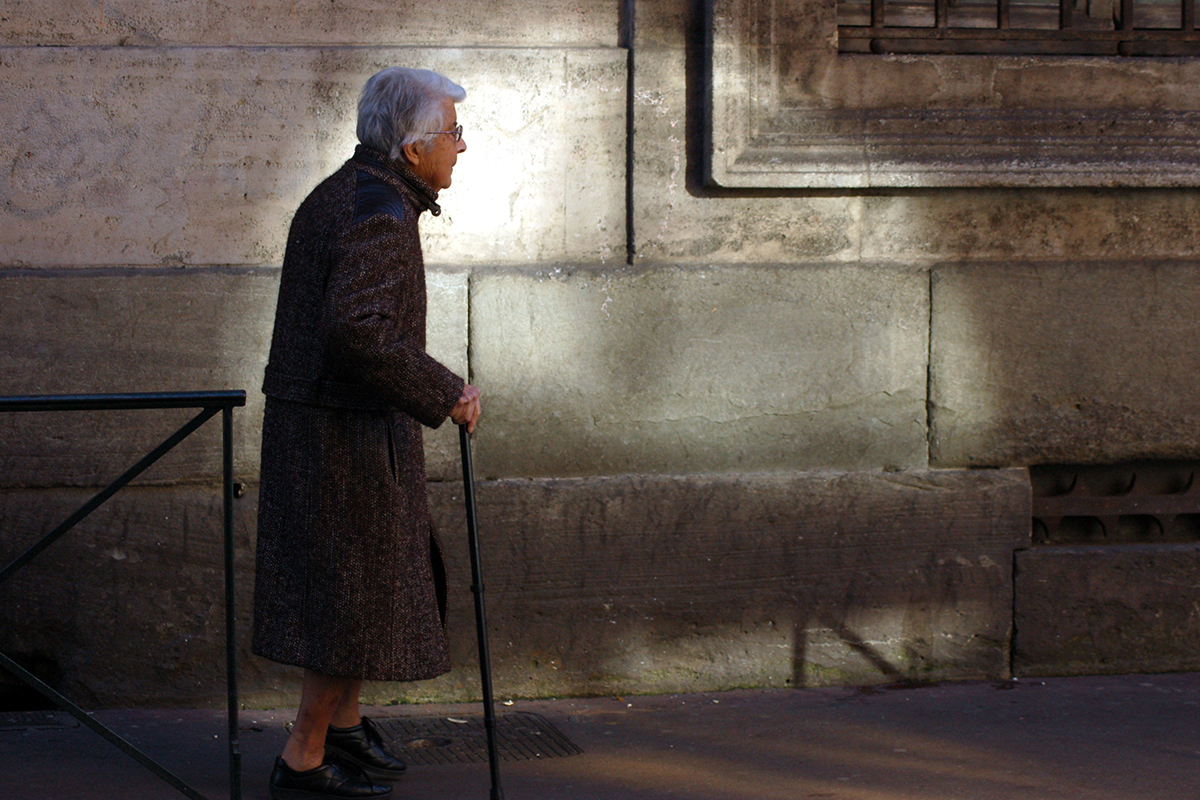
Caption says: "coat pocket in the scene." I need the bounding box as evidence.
[385,417,399,484]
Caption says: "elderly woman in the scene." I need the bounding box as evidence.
[252,67,481,800]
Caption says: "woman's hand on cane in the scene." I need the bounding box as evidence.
[451,384,482,434]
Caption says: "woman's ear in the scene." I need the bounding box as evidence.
[401,140,424,168]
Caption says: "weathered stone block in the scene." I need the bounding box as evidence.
[861,193,1200,263]
[1,1,617,47]
[0,267,469,484]
[418,467,1030,701]
[0,47,625,268]
[0,485,261,708]
[1014,544,1200,676]
[930,261,1200,467]
[423,269,470,480]
[439,49,626,267]
[0,268,273,486]
[633,47,860,262]
[469,263,929,478]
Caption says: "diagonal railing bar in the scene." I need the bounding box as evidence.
[0,406,219,586]
[0,651,207,800]
[0,390,246,800]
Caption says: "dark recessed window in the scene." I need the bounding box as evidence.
[838,0,1200,55]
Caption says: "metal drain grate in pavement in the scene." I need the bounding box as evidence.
[375,711,582,766]
[0,710,66,731]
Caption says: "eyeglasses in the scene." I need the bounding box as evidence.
[424,124,464,142]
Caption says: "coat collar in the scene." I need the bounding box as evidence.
[352,144,442,217]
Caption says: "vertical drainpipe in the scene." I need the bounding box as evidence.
[620,0,636,266]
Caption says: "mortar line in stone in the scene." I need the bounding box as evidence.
[0,44,618,52]
[1010,547,1018,678]
[925,265,934,464]
[622,0,636,266]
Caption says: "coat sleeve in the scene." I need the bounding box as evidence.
[320,213,464,428]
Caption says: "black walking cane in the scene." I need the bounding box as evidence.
[459,424,505,800]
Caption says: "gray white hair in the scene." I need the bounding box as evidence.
[356,67,466,163]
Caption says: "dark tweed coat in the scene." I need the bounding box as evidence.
[252,145,464,682]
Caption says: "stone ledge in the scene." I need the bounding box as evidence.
[422,468,1030,700]
[0,468,1029,706]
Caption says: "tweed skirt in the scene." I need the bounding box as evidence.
[251,397,450,681]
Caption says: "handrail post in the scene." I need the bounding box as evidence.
[223,403,242,800]
[0,391,246,800]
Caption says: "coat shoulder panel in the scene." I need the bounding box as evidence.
[353,169,407,226]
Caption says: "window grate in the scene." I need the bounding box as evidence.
[839,0,1200,54]
[1031,462,1200,545]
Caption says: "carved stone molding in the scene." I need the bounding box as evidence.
[707,0,1200,188]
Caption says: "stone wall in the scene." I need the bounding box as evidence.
[1,0,1197,707]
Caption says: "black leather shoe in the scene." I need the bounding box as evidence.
[269,756,392,800]
[325,716,408,780]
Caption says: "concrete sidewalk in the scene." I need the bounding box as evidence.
[3,672,1199,800]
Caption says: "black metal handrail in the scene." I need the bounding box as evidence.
[0,390,247,800]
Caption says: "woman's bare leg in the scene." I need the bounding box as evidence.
[280,669,364,771]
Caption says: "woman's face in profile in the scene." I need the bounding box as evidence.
[411,96,466,192]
